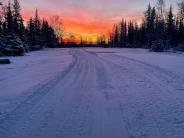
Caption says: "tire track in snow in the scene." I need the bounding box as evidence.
[84,49,162,137]
[95,52,184,137]
[0,49,78,137]
[51,49,96,138]
[12,49,86,138]
[9,49,96,138]
[1,48,184,138]
[113,54,184,88]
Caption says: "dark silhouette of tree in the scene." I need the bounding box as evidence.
[4,2,13,33]
[13,0,24,36]
[177,1,184,50]
[144,4,156,48]
[166,6,175,47]
[127,21,135,46]
[33,9,42,49]
[109,0,184,51]
[112,24,119,47]
[0,2,3,34]
[120,19,127,47]
[178,1,184,21]
[41,19,59,48]
[27,17,35,48]
[0,0,60,56]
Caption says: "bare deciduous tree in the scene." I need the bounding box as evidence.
[156,0,165,20]
[178,1,184,21]
[50,15,64,42]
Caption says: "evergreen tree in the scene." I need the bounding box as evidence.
[127,21,135,46]
[178,1,184,22]
[109,0,183,51]
[41,19,58,48]
[166,6,175,47]
[34,9,41,35]
[12,0,24,39]
[27,17,35,47]
[0,1,25,56]
[178,19,184,43]
[151,0,168,51]
[0,2,2,34]
[0,2,5,56]
[0,1,59,56]
[113,24,119,47]
[4,2,13,33]
[30,9,42,50]
[139,22,146,46]
[120,19,127,47]
[145,3,152,30]
[144,4,156,48]
[177,1,184,48]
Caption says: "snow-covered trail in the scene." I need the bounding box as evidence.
[0,48,184,138]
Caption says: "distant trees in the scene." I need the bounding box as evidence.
[0,0,60,56]
[26,9,59,50]
[97,35,107,47]
[120,19,127,47]
[109,0,184,52]
[110,24,120,47]
[0,0,183,53]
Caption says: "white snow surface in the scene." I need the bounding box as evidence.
[0,48,184,138]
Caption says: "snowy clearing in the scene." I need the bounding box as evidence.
[0,48,184,138]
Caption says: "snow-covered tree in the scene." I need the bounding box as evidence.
[0,1,59,56]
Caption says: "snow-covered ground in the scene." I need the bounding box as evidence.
[0,49,73,113]
[0,48,184,138]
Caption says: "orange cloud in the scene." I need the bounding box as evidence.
[19,0,144,43]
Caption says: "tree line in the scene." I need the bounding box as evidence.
[0,0,183,55]
[0,0,59,56]
[108,0,184,52]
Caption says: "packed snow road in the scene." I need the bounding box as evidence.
[0,48,184,138]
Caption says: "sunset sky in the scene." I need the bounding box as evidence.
[1,0,181,42]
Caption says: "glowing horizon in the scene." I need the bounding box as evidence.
[1,0,180,42]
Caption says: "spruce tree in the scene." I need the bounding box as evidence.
[113,24,119,47]
[0,2,5,56]
[12,0,24,39]
[5,2,13,33]
[27,17,35,48]
[167,6,175,47]
[145,4,152,47]
[177,1,184,48]
[120,19,127,47]
[33,9,42,50]
[127,21,135,46]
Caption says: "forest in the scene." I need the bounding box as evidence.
[0,0,59,56]
[0,0,184,56]
[107,0,184,52]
